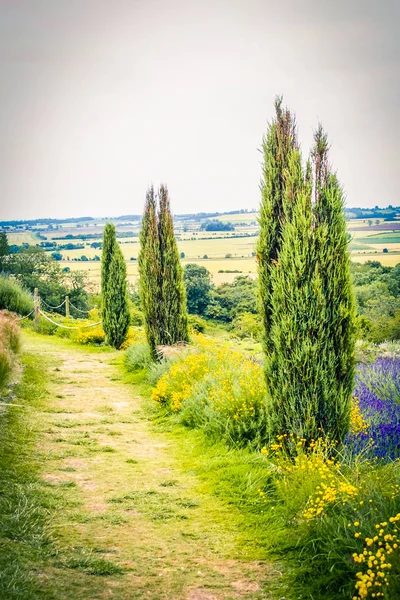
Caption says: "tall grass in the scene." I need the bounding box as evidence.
[0,310,21,390]
[0,276,33,316]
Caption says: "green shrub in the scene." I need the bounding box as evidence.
[147,357,176,387]
[125,342,152,372]
[129,306,143,326]
[0,275,33,316]
[188,314,207,333]
[151,336,268,447]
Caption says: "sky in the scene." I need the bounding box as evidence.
[0,0,399,220]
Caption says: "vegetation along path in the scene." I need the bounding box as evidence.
[2,332,279,600]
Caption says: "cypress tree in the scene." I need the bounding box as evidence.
[158,184,189,345]
[257,97,298,357]
[259,101,355,444]
[265,150,328,440]
[311,126,356,441]
[101,223,116,298]
[138,184,188,358]
[138,186,162,357]
[101,223,130,349]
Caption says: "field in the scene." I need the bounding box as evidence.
[4,213,400,285]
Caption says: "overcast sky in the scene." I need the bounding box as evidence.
[0,0,398,220]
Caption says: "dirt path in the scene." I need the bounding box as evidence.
[23,333,277,600]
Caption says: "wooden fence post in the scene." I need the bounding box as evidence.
[65,296,70,318]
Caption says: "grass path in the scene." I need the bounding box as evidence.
[8,332,279,599]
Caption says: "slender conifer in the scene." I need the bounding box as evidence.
[257,97,298,356]
[138,186,162,357]
[139,184,188,357]
[259,101,355,444]
[158,184,189,345]
[101,223,130,349]
[311,126,356,441]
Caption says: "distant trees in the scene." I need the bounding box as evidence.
[200,219,234,232]
[139,185,188,357]
[257,98,355,444]
[101,223,130,349]
[5,246,88,312]
[0,232,9,270]
[183,264,212,315]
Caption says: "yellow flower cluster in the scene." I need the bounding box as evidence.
[303,477,359,519]
[205,353,266,420]
[152,351,211,410]
[73,323,105,345]
[151,334,267,416]
[350,396,370,433]
[120,327,144,350]
[352,513,400,599]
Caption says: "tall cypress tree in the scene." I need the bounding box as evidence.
[257,97,298,358]
[265,150,328,440]
[138,184,188,357]
[158,184,189,345]
[311,126,356,441]
[138,186,162,357]
[101,223,130,349]
[259,101,355,444]
[101,223,116,298]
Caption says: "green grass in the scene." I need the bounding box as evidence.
[0,353,54,599]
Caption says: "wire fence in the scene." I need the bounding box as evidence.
[38,310,102,330]
[16,308,35,321]
[39,298,66,310]
[69,302,90,314]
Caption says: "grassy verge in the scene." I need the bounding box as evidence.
[0,352,54,599]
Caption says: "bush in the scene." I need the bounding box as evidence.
[231,312,261,339]
[72,324,105,345]
[0,276,33,316]
[129,306,143,326]
[188,314,207,333]
[147,357,177,387]
[151,336,269,446]
[125,342,152,372]
[0,311,21,390]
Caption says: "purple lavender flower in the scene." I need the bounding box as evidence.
[346,359,400,460]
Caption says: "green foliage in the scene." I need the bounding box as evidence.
[258,101,355,444]
[6,247,88,313]
[0,275,33,316]
[231,311,260,339]
[139,185,188,357]
[125,342,152,372]
[0,232,9,271]
[101,226,130,349]
[200,219,234,232]
[183,263,212,315]
[351,261,400,342]
[206,276,257,323]
[151,337,268,447]
[138,187,162,356]
[158,185,189,345]
[188,314,207,333]
[257,96,298,353]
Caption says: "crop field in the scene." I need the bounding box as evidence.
[4,213,400,283]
